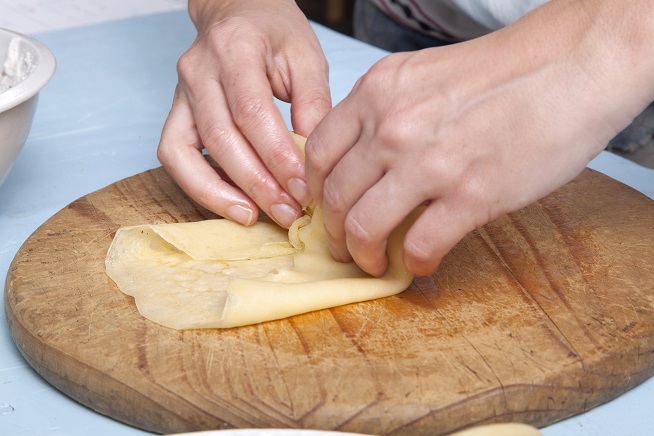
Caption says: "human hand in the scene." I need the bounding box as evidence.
[306,0,653,277]
[158,0,331,228]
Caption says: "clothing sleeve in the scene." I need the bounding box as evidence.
[451,0,549,29]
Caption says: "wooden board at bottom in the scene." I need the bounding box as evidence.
[5,167,654,435]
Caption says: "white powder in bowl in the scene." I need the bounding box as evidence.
[0,38,36,94]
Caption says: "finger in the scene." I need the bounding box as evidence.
[189,76,302,228]
[305,102,366,262]
[305,101,362,207]
[287,54,332,137]
[221,54,311,207]
[343,167,429,276]
[402,198,481,276]
[319,134,387,263]
[158,93,259,226]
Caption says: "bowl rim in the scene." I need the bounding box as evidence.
[0,27,56,112]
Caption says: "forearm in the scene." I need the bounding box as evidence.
[456,0,654,155]
[574,0,654,104]
[519,0,654,134]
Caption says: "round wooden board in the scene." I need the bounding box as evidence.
[5,167,654,435]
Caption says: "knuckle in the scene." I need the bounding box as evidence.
[413,149,461,197]
[201,123,232,154]
[175,48,210,92]
[305,135,328,175]
[303,90,332,114]
[176,45,198,80]
[456,166,495,225]
[321,178,347,215]
[156,143,173,166]
[180,19,266,78]
[175,51,194,79]
[157,122,202,166]
[460,175,487,207]
[375,117,409,149]
[261,144,293,174]
[231,93,266,130]
[356,55,400,93]
[194,190,216,212]
[344,214,376,248]
[243,169,278,201]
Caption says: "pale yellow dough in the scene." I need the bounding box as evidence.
[105,206,416,329]
[106,132,416,329]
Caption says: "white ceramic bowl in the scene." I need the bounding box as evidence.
[0,28,55,187]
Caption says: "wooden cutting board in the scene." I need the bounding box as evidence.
[5,167,654,435]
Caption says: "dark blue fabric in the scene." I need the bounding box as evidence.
[353,0,453,52]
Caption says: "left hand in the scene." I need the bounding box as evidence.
[157,0,331,229]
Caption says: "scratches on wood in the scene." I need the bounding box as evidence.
[4,167,654,435]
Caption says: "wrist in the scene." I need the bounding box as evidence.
[187,0,248,30]
[187,0,210,29]
[188,0,302,31]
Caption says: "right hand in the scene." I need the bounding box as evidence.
[305,0,654,277]
[157,0,331,228]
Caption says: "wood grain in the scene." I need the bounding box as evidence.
[5,167,654,435]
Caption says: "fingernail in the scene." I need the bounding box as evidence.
[226,204,255,226]
[287,177,311,207]
[271,203,300,228]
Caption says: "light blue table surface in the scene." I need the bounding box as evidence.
[1,10,653,436]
